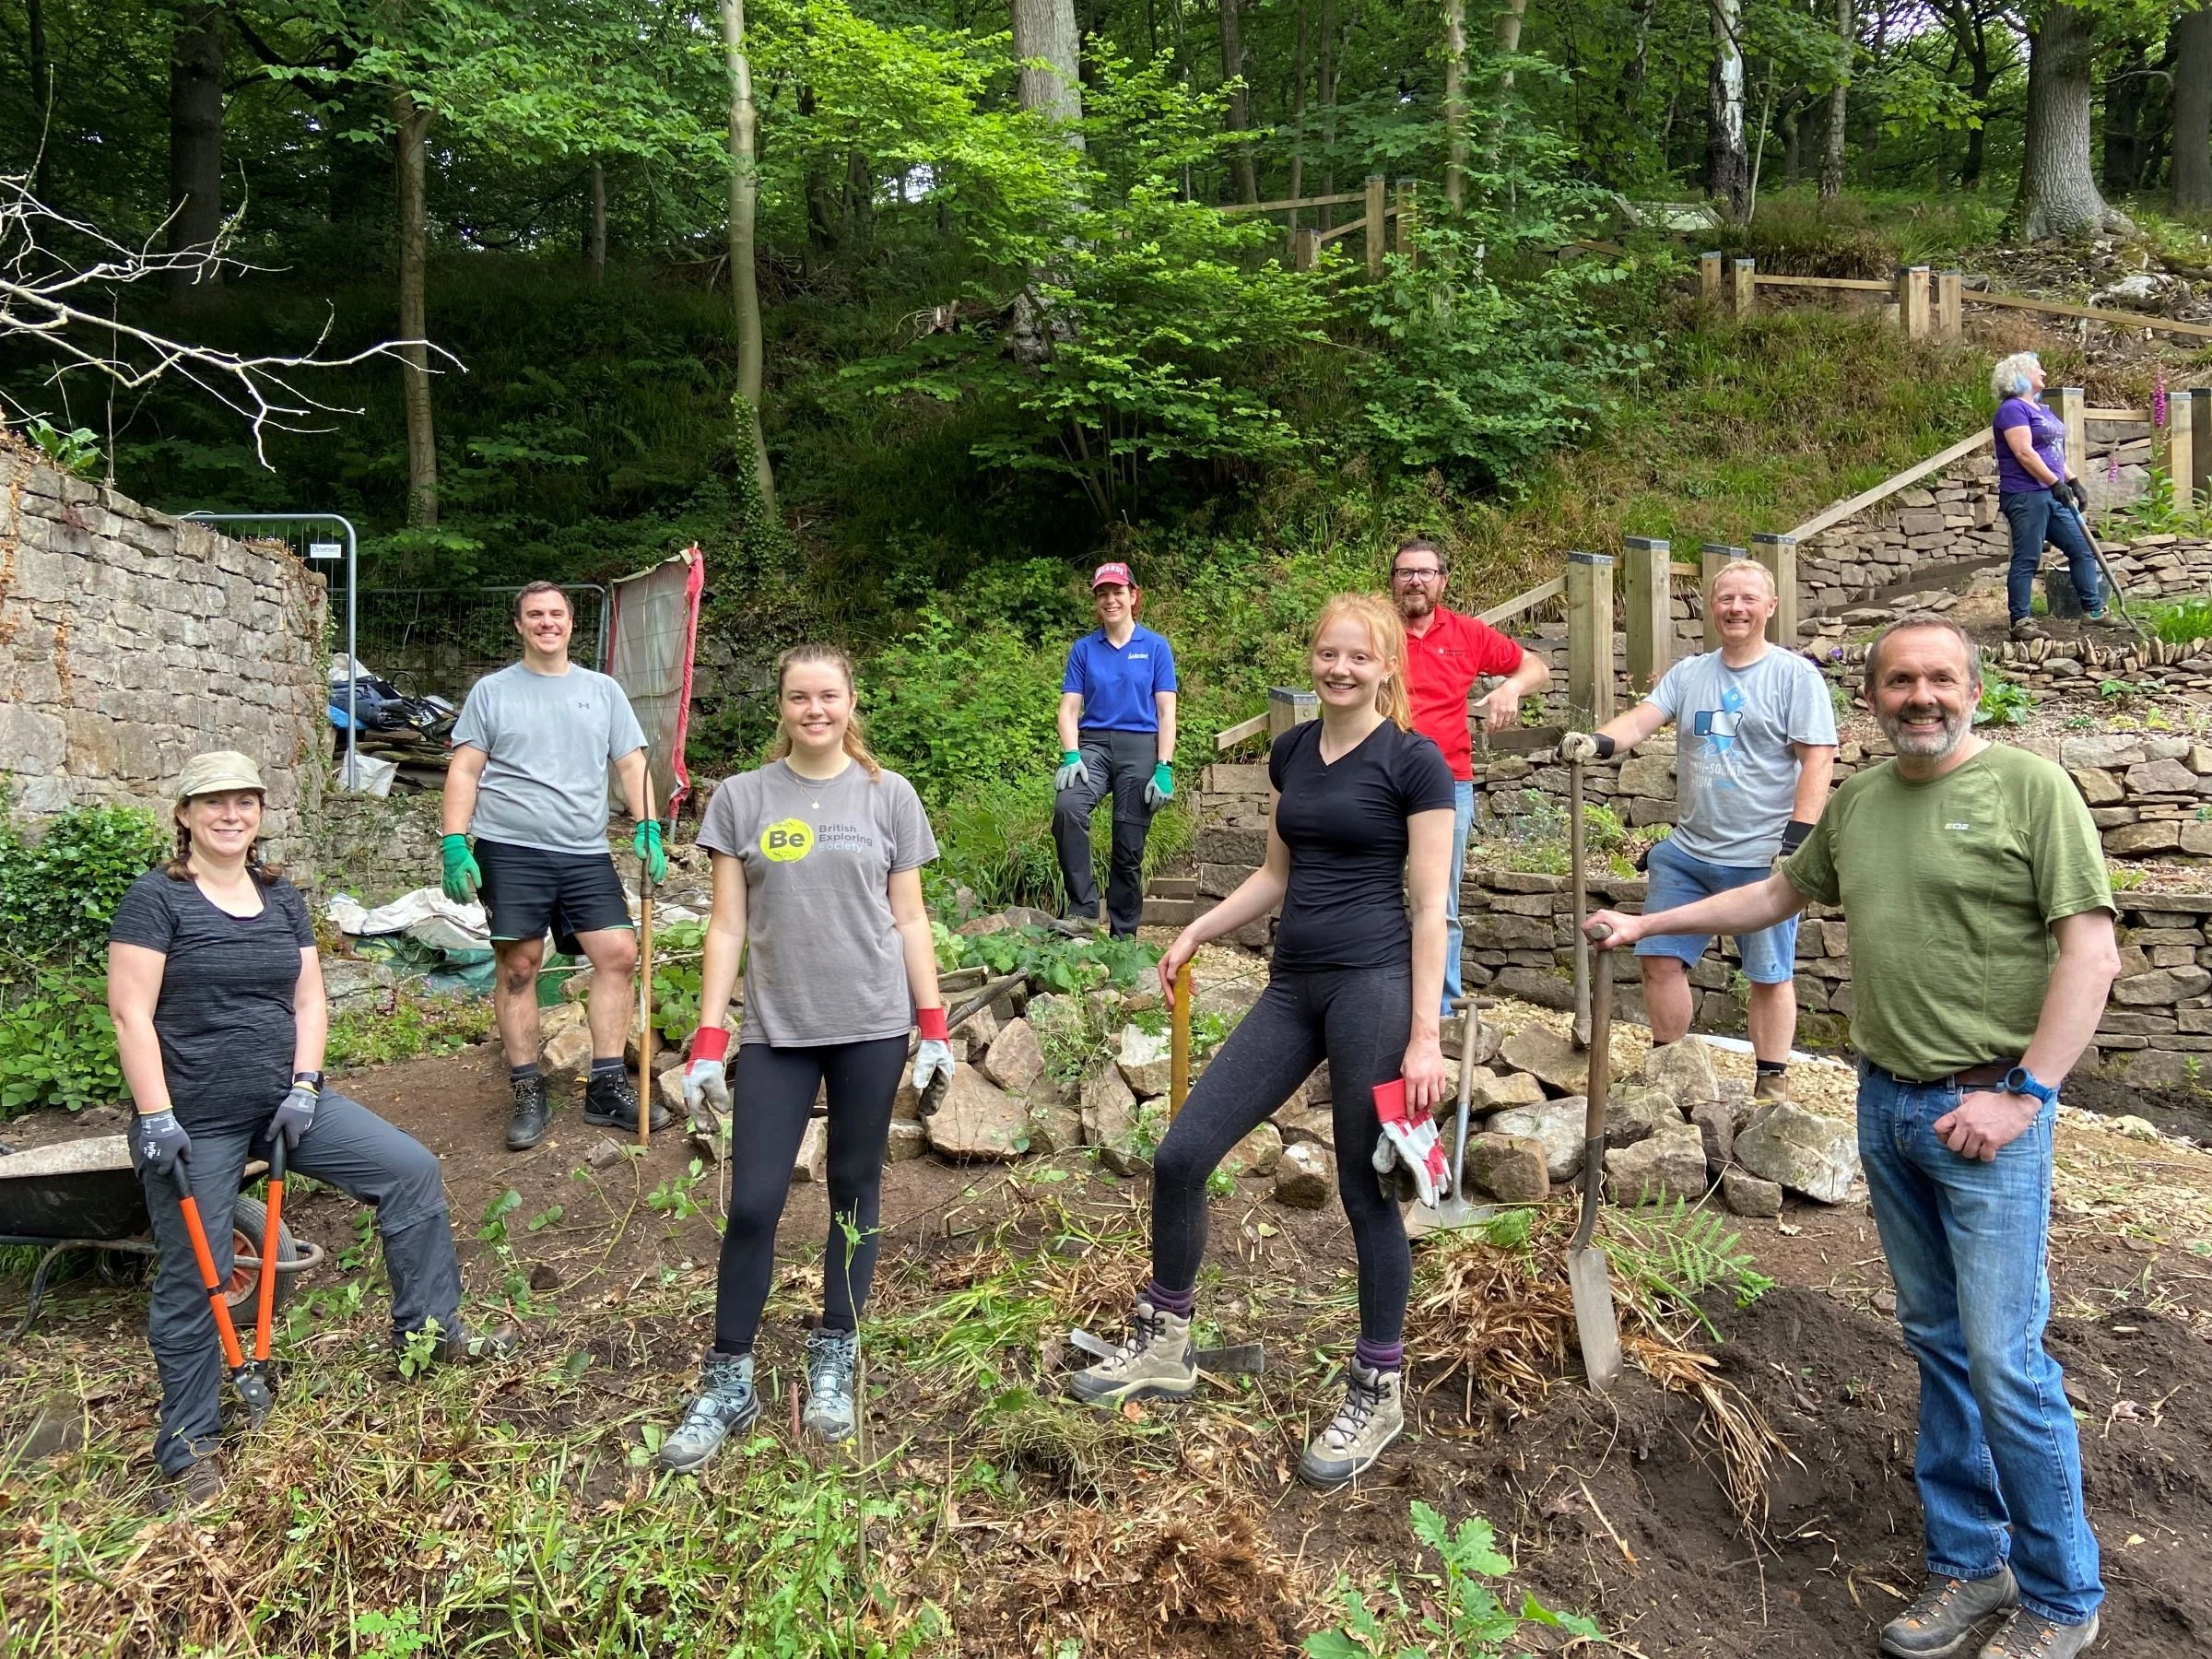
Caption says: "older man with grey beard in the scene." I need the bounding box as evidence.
[1585,615,2119,1659]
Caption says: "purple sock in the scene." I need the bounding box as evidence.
[1142,1278,1196,1317]
[1354,1337,1404,1373]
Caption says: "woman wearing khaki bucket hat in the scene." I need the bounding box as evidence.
[106,750,519,1511]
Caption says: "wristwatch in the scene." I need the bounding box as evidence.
[2001,1065,2057,1108]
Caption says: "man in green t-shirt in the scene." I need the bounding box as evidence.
[1586,616,2120,1659]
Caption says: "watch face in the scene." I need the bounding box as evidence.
[2004,1066,2030,1094]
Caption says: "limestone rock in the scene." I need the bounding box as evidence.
[1717,1077,1758,1133]
[1498,1024,1589,1094]
[885,1120,927,1162]
[1080,1063,1149,1172]
[961,1005,1001,1060]
[2104,821,2181,856]
[320,956,396,1014]
[892,1077,924,1122]
[924,1068,1029,1160]
[1639,1039,1720,1106]
[1605,1084,1677,1147]
[1472,1069,1547,1112]
[540,1002,594,1086]
[1300,1063,1333,1104]
[1275,1101,1335,1147]
[1734,1102,1858,1204]
[1721,1168,1782,1218]
[1025,1104,1085,1157]
[982,1018,1045,1091]
[1224,1121,1284,1179]
[1466,1133,1548,1203]
[1489,1097,1589,1182]
[794,1118,829,1182]
[1604,1121,1708,1206]
[1274,1141,1334,1208]
[1116,1023,1175,1099]
[2111,966,2212,1006]
[1442,1016,1501,1066]
[1688,1100,1735,1174]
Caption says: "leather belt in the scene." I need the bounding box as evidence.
[1872,1059,2016,1089]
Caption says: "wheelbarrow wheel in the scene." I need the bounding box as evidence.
[221,1195,300,1320]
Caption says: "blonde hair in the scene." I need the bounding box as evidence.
[1310,593,1414,731]
[1704,557,1777,613]
[769,643,883,780]
[1990,352,2041,403]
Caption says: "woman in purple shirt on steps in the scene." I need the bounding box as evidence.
[1991,350,2118,641]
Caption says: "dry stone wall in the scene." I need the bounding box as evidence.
[0,448,326,866]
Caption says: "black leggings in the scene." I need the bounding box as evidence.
[712,1035,906,1355]
[1150,965,1412,1346]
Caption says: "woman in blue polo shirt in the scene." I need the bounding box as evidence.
[1052,562,1178,936]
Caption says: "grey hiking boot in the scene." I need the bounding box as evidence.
[1977,1608,2098,1659]
[802,1327,860,1443]
[2009,618,2050,642]
[1065,1300,1198,1407]
[2081,607,2124,630]
[1754,1069,1789,1104]
[1297,1363,1406,1488]
[582,1069,669,1134]
[1878,1568,2018,1658]
[507,1072,551,1151]
[661,1351,759,1474]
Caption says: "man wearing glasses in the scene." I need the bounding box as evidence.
[1390,538,1553,1018]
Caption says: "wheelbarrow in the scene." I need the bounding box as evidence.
[0,1134,323,1340]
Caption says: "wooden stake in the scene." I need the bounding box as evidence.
[1700,544,1744,653]
[1936,270,1961,342]
[1365,173,1387,277]
[1565,551,1616,729]
[1730,257,1756,319]
[1751,533,1797,646]
[1621,536,1673,694]
[1171,962,1193,1120]
[637,865,654,1147]
[1700,251,1723,304]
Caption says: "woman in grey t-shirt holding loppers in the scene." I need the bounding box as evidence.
[657,644,956,1472]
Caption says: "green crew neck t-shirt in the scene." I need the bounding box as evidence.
[1781,741,2113,1080]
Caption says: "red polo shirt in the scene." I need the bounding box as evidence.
[1402,606,1526,781]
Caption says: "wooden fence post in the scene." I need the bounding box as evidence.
[1936,271,1962,342]
[1566,552,1616,729]
[1394,179,1418,266]
[2047,386,2087,482]
[1700,252,1724,304]
[1268,685,1320,739]
[1291,229,1320,272]
[1700,544,1743,652]
[1896,265,1930,340]
[1366,174,1388,277]
[1621,536,1673,695]
[1751,533,1798,645]
[2190,389,2212,512]
[1730,257,1756,319]
[2168,392,2194,512]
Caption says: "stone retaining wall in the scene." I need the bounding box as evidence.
[0,449,326,867]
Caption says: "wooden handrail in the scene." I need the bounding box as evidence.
[1478,575,1565,627]
[1218,190,1368,216]
[1967,290,2212,341]
[1783,429,1994,544]
[2085,407,2152,422]
[1213,712,1270,750]
[1751,274,1893,292]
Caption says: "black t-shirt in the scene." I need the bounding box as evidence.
[1267,718,1457,972]
[109,870,314,1131]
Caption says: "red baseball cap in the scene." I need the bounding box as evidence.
[1091,561,1136,590]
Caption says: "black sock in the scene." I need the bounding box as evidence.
[590,1056,625,1081]
[510,1063,540,1083]
[1756,1059,1786,1078]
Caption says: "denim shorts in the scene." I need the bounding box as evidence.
[1633,834,1798,983]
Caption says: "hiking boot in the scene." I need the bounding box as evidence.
[582,1069,669,1134]
[1753,1070,1789,1104]
[507,1072,552,1150]
[1977,1608,2098,1659]
[802,1327,860,1444]
[1065,1300,1198,1407]
[2081,607,2124,630]
[1878,1568,2018,1658]
[661,1351,759,1474]
[158,1452,224,1514]
[394,1319,522,1367]
[2009,618,2050,642]
[1298,1362,1406,1488]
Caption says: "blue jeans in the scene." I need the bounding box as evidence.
[1855,1063,2101,1624]
[1633,834,1799,982]
[1441,780,1476,1015]
[2000,488,2102,623]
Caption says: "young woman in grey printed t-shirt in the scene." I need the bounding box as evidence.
[656,644,955,1472]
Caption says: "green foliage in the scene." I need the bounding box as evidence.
[1604,1197,1774,1338]
[2111,469,2210,538]
[20,418,103,479]
[324,991,497,1071]
[1974,671,2035,727]
[1303,1501,1601,1657]
[863,611,1064,811]
[0,798,170,972]
[2141,596,2212,646]
[0,971,124,1118]
[647,919,709,1043]
[938,925,1159,997]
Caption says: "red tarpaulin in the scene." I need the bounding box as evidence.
[606,546,704,823]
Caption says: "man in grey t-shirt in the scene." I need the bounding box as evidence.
[442,581,668,1150]
[1561,559,1837,1101]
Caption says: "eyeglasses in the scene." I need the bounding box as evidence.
[1392,568,1443,583]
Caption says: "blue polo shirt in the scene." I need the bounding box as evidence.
[1063,625,1178,735]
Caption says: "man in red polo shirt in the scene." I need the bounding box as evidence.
[1392,538,1554,1017]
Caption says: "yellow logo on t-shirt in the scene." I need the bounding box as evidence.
[761,818,814,862]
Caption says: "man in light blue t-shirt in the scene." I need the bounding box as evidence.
[1561,559,1837,1101]
[1053,562,1178,936]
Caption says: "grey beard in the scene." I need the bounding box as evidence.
[1881,703,1971,758]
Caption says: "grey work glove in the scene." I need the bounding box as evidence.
[265,1082,319,1150]
[1054,750,1088,793]
[133,1109,193,1178]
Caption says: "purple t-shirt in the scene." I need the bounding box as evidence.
[1994,396,2066,493]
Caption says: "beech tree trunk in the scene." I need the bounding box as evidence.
[1820,0,1849,200]
[394,90,438,528]
[722,0,776,514]
[168,6,225,304]
[1287,0,1309,222]
[2014,3,2127,239]
[1217,0,1257,202]
[587,163,606,280]
[1441,0,1466,203]
[1317,0,1337,224]
[1011,0,1084,143]
[1708,0,1748,218]
[2176,6,2212,212]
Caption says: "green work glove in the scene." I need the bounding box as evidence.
[440,833,481,904]
[635,818,667,883]
[1144,761,1174,808]
[1053,750,1087,793]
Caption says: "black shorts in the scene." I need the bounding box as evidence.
[476,839,631,954]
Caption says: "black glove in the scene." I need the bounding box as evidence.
[132,1109,193,1178]
[1779,819,1814,856]
[265,1079,320,1150]
[2060,477,2088,512]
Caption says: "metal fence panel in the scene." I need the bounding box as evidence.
[348,586,609,701]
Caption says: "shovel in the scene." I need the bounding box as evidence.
[1568,919,1625,1394]
[169,1159,275,1427]
[1407,996,1497,1235]
[1570,756,1592,1049]
[1065,1326,1266,1376]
